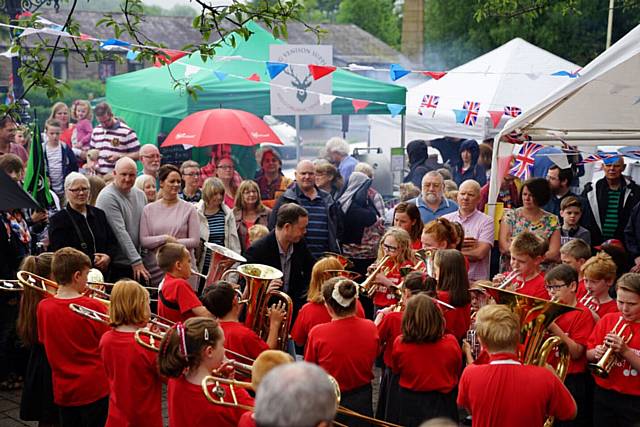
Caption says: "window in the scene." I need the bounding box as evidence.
[52,56,68,81]
[127,59,143,72]
[98,60,116,81]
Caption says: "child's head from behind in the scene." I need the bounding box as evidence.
[476,304,520,353]
[401,294,444,344]
[158,317,224,377]
[560,196,582,227]
[248,224,269,245]
[510,232,546,276]
[544,264,578,304]
[157,243,191,279]
[403,271,437,299]
[52,247,91,287]
[308,256,344,304]
[109,280,150,327]
[560,239,591,274]
[201,281,238,318]
[582,252,617,298]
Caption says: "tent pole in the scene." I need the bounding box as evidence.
[487,134,502,221]
[401,115,406,173]
[295,115,301,162]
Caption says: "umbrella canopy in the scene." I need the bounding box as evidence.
[0,170,40,210]
[161,109,283,148]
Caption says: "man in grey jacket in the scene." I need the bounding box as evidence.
[96,157,150,282]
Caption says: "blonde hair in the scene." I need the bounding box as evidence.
[307,257,344,303]
[581,252,617,282]
[475,305,520,352]
[86,149,100,161]
[135,174,156,193]
[71,99,93,121]
[560,238,591,261]
[48,102,69,124]
[616,272,640,296]
[109,280,150,327]
[510,231,546,258]
[377,227,415,265]
[251,350,294,390]
[248,224,269,244]
[202,177,225,205]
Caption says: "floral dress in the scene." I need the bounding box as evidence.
[500,207,559,272]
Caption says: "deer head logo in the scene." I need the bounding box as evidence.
[284,66,313,103]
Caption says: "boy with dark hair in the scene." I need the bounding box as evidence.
[156,242,212,323]
[44,118,78,200]
[560,196,591,245]
[37,247,110,426]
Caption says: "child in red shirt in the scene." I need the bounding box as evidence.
[458,304,577,427]
[37,247,110,426]
[374,272,436,421]
[581,252,619,318]
[587,273,640,427]
[305,277,379,427]
[369,228,415,309]
[434,249,472,341]
[559,238,591,299]
[158,317,253,427]
[391,294,462,425]
[156,242,213,323]
[291,256,365,348]
[99,280,163,427]
[201,281,286,361]
[544,264,596,427]
[494,231,548,300]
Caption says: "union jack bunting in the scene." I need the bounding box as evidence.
[509,142,544,179]
[418,95,439,115]
[503,106,522,117]
[462,101,480,126]
[577,152,618,165]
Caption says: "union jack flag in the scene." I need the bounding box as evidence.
[509,142,544,179]
[577,152,618,165]
[418,95,439,115]
[462,101,480,126]
[503,106,522,117]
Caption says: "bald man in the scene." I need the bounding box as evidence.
[268,159,341,257]
[443,180,494,280]
[96,157,150,282]
[139,144,161,178]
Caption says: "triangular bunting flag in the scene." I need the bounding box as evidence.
[101,38,131,48]
[390,64,410,81]
[266,62,288,79]
[214,71,227,81]
[154,49,187,67]
[488,111,503,128]
[309,64,336,80]
[352,99,370,113]
[184,64,201,77]
[387,104,405,117]
[246,73,261,82]
[23,120,53,209]
[79,33,91,41]
[318,94,336,105]
[126,50,139,61]
[423,71,447,80]
[453,109,467,124]
[551,70,579,78]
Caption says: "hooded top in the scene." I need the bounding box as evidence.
[403,140,444,188]
[453,139,486,186]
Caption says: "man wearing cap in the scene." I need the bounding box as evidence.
[581,156,640,247]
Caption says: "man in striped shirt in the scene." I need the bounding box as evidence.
[582,156,640,247]
[90,102,140,175]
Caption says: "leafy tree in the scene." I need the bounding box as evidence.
[337,0,400,47]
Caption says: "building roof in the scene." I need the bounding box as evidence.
[27,11,407,66]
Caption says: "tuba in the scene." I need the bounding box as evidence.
[222,264,292,352]
[588,316,634,378]
[201,243,246,289]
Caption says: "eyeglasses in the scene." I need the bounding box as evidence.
[243,190,258,195]
[383,243,398,252]
[217,165,234,170]
[183,172,200,177]
[142,154,162,160]
[544,284,568,291]
[68,187,90,194]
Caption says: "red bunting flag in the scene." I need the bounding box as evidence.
[422,71,447,80]
[79,33,92,41]
[488,111,504,128]
[246,73,261,82]
[352,99,370,113]
[154,49,187,67]
[309,64,337,80]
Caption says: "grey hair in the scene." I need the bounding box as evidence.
[254,362,337,427]
[135,174,155,191]
[354,162,374,178]
[422,170,444,187]
[325,137,350,156]
[64,172,90,191]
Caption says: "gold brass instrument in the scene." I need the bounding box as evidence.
[201,243,246,289]
[588,316,634,378]
[359,255,393,298]
[0,280,24,291]
[222,264,292,352]
[414,248,435,277]
[17,271,110,306]
[579,292,600,313]
[323,252,353,269]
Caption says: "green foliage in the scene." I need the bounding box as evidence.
[424,0,640,69]
[337,0,400,47]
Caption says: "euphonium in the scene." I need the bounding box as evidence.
[222,264,292,352]
[579,292,600,313]
[201,243,246,289]
[17,270,110,306]
[588,316,634,378]
[359,255,393,298]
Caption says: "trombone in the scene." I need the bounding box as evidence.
[17,270,110,305]
[0,280,24,291]
[588,316,634,378]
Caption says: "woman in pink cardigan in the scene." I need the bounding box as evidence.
[140,164,200,289]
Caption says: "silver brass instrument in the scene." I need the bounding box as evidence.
[497,270,520,290]
[17,271,110,306]
[415,248,435,277]
[221,264,292,352]
[0,280,24,291]
[202,243,246,289]
[579,292,600,313]
[588,316,634,378]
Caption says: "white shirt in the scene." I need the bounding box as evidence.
[45,143,64,195]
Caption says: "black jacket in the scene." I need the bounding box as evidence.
[581,177,640,246]
[48,205,119,266]
[244,230,315,321]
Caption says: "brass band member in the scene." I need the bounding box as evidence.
[581,252,619,317]
[587,273,640,426]
[370,228,415,310]
[493,232,548,300]
[434,249,472,341]
[304,278,378,427]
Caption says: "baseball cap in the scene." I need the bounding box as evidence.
[594,239,624,251]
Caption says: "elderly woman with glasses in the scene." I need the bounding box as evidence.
[233,180,271,253]
[48,172,118,273]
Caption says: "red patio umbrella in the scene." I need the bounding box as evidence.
[161,109,283,148]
